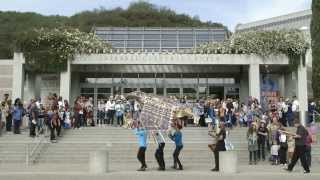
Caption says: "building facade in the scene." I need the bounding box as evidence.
[94,27,228,52]
[236,9,313,97]
[0,12,312,124]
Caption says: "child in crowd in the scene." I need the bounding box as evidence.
[64,110,71,129]
[271,140,280,165]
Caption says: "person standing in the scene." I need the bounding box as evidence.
[2,94,12,132]
[257,121,268,161]
[212,123,226,171]
[115,100,124,126]
[247,123,258,165]
[153,130,166,171]
[50,107,60,143]
[29,99,38,138]
[169,123,183,170]
[285,119,310,173]
[278,128,288,166]
[134,121,148,171]
[12,98,24,134]
[109,99,116,126]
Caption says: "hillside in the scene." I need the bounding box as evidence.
[0,1,227,59]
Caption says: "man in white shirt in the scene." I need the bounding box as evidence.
[292,96,299,112]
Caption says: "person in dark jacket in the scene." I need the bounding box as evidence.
[153,130,166,171]
[285,119,310,173]
[169,123,183,170]
[12,98,24,134]
[212,123,226,171]
[257,121,268,161]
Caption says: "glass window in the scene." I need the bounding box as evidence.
[156,88,164,95]
[97,88,111,94]
[183,88,197,99]
[166,88,180,97]
[161,40,177,47]
[97,94,110,102]
[179,41,194,47]
[144,34,160,39]
[81,88,94,94]
[127,40,142,48]
[140,88,154,94]
[144,40,160,48]
[209,86,224,98]
[124,88,137,94]
[198,86,207,99]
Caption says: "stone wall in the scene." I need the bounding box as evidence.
[0,60,13,97]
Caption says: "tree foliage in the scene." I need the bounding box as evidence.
[0,1,226,59]
[312,0,320,98]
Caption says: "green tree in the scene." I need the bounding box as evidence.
[312,0,320,98]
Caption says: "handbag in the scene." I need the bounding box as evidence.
[205,117,212,123]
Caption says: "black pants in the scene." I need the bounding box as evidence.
[56,120,62,136]
[279,145,288,164]
[13,119,21,134]
[109,110,115,125]
[173,145,183,169]
[50,125,57,140]
[137,147,147,168]
[155,143,165,169]
[6,115,12,131]
[29,121,36,137]
[249,151,257,163]
[288,145,310,172]
[258,141,266,160]
[305,146,312,167]
[199,115,206,127]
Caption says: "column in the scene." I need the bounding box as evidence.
[249,63,260,101]
[278,74,285,97]
[297,56,308,126]
[59,60,71,102]
[239,67,249,103]
[12,53,25,101]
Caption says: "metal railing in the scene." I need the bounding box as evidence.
[25,136,48,167]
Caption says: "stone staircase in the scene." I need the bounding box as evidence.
[37,126,320,170]
[1,126,319,171]
[0,131,42,164]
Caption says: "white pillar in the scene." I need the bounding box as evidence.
[59,60,71,102]
[219,151,238,173]
[12,53,25,101]
[297,56,308,126]
[89,150,110,174]
[249,64,260,101]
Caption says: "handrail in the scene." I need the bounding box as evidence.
[26,136,47,167]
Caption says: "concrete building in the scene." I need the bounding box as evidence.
[236,9,313,97]
[0,15,311,124]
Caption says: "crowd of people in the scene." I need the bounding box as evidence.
[0,93,318,174]
[191,96,317,128]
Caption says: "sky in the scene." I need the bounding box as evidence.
[0,0,312,30]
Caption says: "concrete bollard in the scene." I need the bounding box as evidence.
[89,150,110,174]
[219,151,238,174]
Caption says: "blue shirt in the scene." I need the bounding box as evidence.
[134,128,147,147]
[12,106,24,121]
[170,131,183,147]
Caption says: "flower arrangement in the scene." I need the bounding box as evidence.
[17,27,111,72]
[195,30,309,69]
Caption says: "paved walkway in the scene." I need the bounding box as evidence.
[0,164,319,180]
